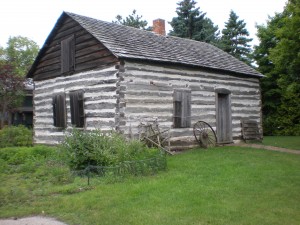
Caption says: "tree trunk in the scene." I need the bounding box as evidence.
[1,103,7,129]
[1,109,5,129]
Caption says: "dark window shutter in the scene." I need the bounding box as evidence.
[173,89,191,128]
[70,91,84,127]
[61,35,75,74]
[173,90,182,128]
[182,90,191,127]
[52,94,66,128]
[69,92,77,125]
[52,96,58,127]
[78,92,84,127]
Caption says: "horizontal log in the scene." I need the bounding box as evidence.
[125,64,259,85]
[242,124,260,129]
[243,134,262,139]
[85,112,115,118]
[76,37,101,51]
[76,44,107,58]
[85,102,116,110]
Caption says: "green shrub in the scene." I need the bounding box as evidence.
[0,145,61,174]
[0,145,58,165]
[0,158,8,173]
[0,145,74,185]
[59,129,161,171]
[0,125,33,148]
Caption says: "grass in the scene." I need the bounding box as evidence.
[0,146,300,225]
[263,136,300,150]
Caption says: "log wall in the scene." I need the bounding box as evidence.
[32,60,262,148]
[119,61,262,149]
[33,66,119,144]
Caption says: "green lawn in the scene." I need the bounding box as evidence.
[263,136,300,150]
[1,146,300,225]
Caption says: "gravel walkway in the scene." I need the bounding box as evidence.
[0,216,68,225]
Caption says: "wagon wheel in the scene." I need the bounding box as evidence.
[193,121,217,148]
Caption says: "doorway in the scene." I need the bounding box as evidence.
[216,89,232,143]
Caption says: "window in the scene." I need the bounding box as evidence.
[173,89,191,128]
[61,35,75,74]
[52,93,66,128]
[69,90,84,128]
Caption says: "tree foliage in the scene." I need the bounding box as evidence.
[269,0,300,83]
[254,0,300,135]
[4,36,39,77]
[113,9,151,30]
[0,64,25,128]
[220,10,253,65]
[169,0,219,43]
[0,36,38,128]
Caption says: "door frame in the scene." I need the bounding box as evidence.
[215,88,233,144]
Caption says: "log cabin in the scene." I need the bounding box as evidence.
[27,11,263,149]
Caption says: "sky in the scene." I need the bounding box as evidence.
[0,0,287,48]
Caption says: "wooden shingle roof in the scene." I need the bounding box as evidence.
[28,12,263,78]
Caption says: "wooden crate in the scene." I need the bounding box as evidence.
[241,120,262,142]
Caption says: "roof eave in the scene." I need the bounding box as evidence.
[119,56,264,79]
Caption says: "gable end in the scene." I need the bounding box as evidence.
[27,13,119,81]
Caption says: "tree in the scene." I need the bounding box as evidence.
[0,64,25,128]
[169,0,219,43]
[5,36,39,76]
[113,9,151,30]
[253,0,300,135]
[269,0,300,84]
[253,12,285,134]
[268,0,300,135]
[220,10,253,65]
[0,36,38,128]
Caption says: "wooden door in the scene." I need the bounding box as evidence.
[216,93,232,143]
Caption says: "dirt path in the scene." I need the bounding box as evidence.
[0,216,68,225]
[232,143,300,154]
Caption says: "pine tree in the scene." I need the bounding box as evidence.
[169,0,219,43]
[221,10,253,65]
[113,10,150,30]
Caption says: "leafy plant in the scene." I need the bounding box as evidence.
[0,145,60,173]
[0,125,33,148]
[59,129,161,171]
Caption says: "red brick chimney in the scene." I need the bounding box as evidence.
[153,19,166,35]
